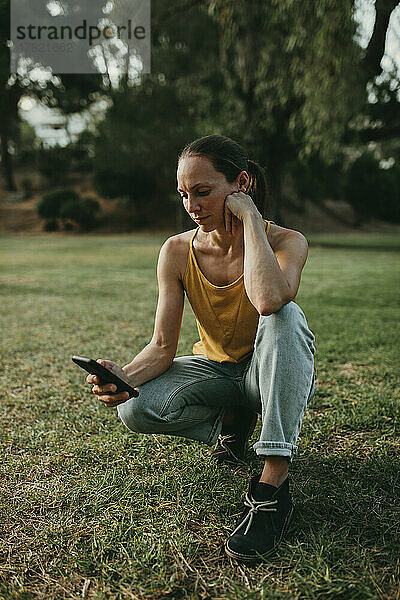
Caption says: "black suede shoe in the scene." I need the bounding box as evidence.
[225,475,293,562]
[210,407,258,465]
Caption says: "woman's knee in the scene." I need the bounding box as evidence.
[256,301,301,340]
[117,397,155,433]
[116,385,190,434]
[255,301,315,355]
[117,367,180,433]
[260,300,299,326]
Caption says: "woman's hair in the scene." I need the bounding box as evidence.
[178,135,269,216]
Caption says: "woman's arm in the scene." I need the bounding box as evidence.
[122,236,184,386]
[225,191,308,315]
[242,212,308,315]
[89,237,185,407]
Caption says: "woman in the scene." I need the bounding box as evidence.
[86,135,316,562]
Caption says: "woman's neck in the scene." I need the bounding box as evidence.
[198,223,244,255]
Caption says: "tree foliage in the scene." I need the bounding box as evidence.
[0,0,105,190]
[93,0,222,219]
[1,0,399,226]
[93,0,398,222]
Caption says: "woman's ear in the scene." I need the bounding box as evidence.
[237,170,250,192]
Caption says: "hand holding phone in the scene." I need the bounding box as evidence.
[72,355,139,407]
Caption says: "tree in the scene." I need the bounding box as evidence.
[342,0,400,152]
[202,0,366,221]
[0,0,105,191]
[92,0,222,221]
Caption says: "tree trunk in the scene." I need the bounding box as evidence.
[0,134,17,192]
[363,0,398,81]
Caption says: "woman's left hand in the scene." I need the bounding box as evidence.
[224,191,261,235]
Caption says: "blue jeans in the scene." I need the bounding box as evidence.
[118,301,317,463]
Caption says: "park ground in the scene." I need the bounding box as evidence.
[0,232,399,599]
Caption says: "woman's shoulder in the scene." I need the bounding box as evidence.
[267,221,307,252]
[161,229,197,281]
[164,228,196,251]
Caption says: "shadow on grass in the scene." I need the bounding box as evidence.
[289,452,399,556]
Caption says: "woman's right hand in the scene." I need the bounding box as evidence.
[86,359,133,408]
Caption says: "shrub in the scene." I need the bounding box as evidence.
[37,188,80,220]
[43,219,59,232]
[59,196,100,231]
[37,189,100,231]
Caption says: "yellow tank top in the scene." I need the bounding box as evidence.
[183,220,289,363]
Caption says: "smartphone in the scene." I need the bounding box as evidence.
[72,355,139,398]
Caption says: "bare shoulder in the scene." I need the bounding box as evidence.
[268,222,308,253]
[159,229,197,281]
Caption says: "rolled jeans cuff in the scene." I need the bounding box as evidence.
[252,441,297,460]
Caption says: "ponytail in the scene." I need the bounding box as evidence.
[246,159,269,217]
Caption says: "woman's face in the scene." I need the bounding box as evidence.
[177,155,239,232]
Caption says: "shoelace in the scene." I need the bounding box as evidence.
[217,433,240,461]
[231,493,278,536]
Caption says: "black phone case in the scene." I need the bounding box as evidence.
[72,355,139,397]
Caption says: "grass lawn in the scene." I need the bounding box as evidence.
[0,232,399,600]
